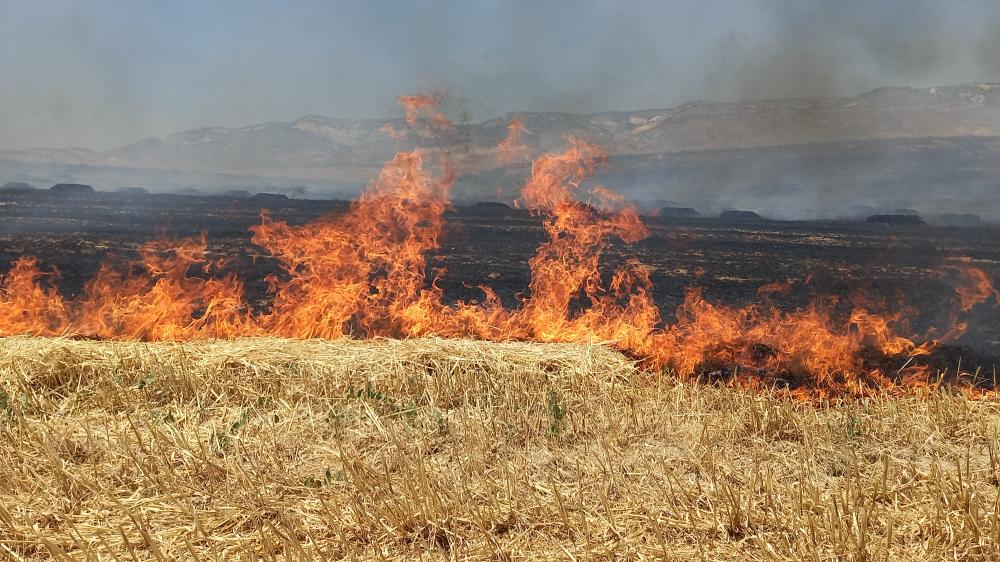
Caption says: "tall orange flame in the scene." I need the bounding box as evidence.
[250,149,454,339]
[0,258,67,336]
[496,116,529,163]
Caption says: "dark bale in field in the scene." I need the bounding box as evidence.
[719,210,762,220]
[475,201,511,210]
[927,213,983,227]
[116,186,149,196]
[844,205,877,219]
[471,201,519,216]
[50,183,95,195]
[252,193,290,208]
[2,182,35,192]
[253,192,288,200]
[660,206,701,218]
[867,214,925,225]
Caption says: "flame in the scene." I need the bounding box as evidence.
[653,293,916,389]
[952,264,999,311]
[0,95,992,399]
[927,263,1000,343]
[397,93,453,136]
[511,139,656,345]
[251,150,454,339]
[0,258,67,336]
[0,240,255,340]
[757,281,792,298]
[380,123,407,141]
[76,235,256,340]
[496,116,530,163]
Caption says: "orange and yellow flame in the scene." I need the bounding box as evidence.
[496,116,530,163]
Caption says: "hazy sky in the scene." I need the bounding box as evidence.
[2,0,1000,150]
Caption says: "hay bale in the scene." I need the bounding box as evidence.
[1,182,35,192]
[659,206,701,218]
[719,209,761,220]
[50,183,95,195]
[867,213,925,225]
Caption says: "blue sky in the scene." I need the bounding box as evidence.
[1,0,998,149]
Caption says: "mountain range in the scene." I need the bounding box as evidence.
[4,83,1000,219]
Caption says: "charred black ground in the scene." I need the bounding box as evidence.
[1,189,998,377]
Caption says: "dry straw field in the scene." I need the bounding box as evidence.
[0,336,999,560]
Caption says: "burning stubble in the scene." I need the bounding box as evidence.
[0,95,998,399]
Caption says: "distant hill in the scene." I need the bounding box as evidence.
[4,83,1000,219]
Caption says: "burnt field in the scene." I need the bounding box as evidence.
[1,188,998,361]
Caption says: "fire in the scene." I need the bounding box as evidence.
[496,116,529,163]
[0,93,994,399]
[0,258,67,336]
[77,235,256,340]
[397,93,453,136]
[649,291,932,396]
[510,139,656,345]
[380,123,407,141]
[927,263,1000,343]
[250,149,454,339]
[757,281,792,298]
[0,239,255,340]
[952,263,1000,311]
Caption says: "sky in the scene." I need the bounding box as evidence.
[1,0,1000,150]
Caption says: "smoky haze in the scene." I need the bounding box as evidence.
[2,0,1000,150]
[706,1,998,102]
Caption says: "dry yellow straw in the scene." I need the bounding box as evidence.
[0,336,996,560]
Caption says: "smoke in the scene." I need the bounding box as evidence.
[4,0,1000,218]
[706,1,997,102]
[367,0,1000,117]
[660,0,1000,220]
[5,1,1000,151]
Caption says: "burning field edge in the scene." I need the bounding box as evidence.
[3,95,999,401]
[2,336,1000,560]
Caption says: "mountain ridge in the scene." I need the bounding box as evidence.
[8,82,1000,164]
[4,83,1000,219]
